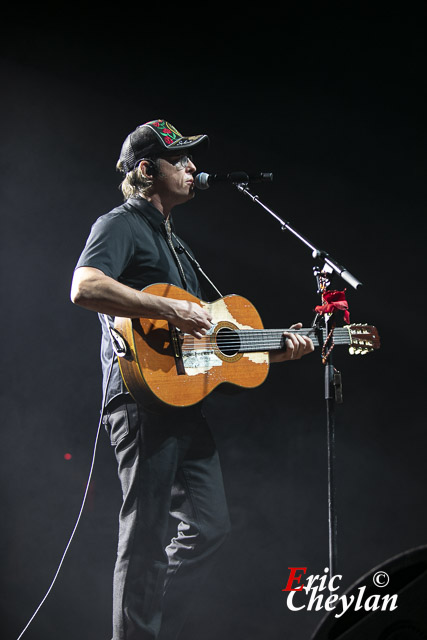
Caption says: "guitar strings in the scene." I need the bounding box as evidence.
[180,329,351,342]
[177,327,375,353]
[180,329,350,339]
[180,329,353,352]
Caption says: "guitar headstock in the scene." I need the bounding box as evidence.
[347,324,381,355]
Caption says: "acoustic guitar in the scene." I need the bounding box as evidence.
[113,283,380,407]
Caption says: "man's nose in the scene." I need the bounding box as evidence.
[187,158,197,173]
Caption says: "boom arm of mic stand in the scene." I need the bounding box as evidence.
[235,183,363,290]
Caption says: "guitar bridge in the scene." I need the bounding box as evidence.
[169,325,185,375]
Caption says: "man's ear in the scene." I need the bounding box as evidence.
[138,159,157,177]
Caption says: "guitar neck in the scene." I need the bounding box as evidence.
[237,327,351,353]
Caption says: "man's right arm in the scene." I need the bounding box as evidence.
[70,266,212,339]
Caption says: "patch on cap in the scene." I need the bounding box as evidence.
[145,119,206,149]
[117,118,209,174]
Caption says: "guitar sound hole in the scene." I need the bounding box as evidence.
[216,327,240,357]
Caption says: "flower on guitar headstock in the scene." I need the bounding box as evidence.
[315,289,350,325]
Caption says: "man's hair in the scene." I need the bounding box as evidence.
[116,157,162,200]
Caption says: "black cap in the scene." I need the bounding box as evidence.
[117,119,209,174]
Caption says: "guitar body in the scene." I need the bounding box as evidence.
[114,283,269,407]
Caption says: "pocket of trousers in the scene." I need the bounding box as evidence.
[102,402,139,447]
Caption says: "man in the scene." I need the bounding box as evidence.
[71,119,313,640]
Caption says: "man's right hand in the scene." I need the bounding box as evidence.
[166,299,213,339]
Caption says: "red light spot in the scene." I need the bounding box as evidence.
[64,453,72,460]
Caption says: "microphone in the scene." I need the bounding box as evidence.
[195,171,273,190]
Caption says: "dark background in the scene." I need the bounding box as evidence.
[2,5,426,639]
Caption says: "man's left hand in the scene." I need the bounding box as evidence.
[269,323,314,363]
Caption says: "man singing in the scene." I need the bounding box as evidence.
[71,119,313,640]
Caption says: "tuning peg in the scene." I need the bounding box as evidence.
[349,346,373,355]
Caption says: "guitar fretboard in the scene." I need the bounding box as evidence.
[237,327,351,352]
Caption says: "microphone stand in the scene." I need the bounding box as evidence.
[234,182,362,578]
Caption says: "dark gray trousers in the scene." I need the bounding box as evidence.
[103,398,231,640]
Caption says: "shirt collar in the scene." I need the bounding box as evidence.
[126,197,175,232]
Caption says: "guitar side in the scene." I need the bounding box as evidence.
[114,283,270,407]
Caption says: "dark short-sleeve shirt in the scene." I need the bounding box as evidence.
[75,197,203,407]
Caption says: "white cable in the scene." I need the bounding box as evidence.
[16,358,114,640]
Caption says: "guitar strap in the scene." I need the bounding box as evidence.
[127,199,222,300]
[164,218,189,291]
[171,230,223,300]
